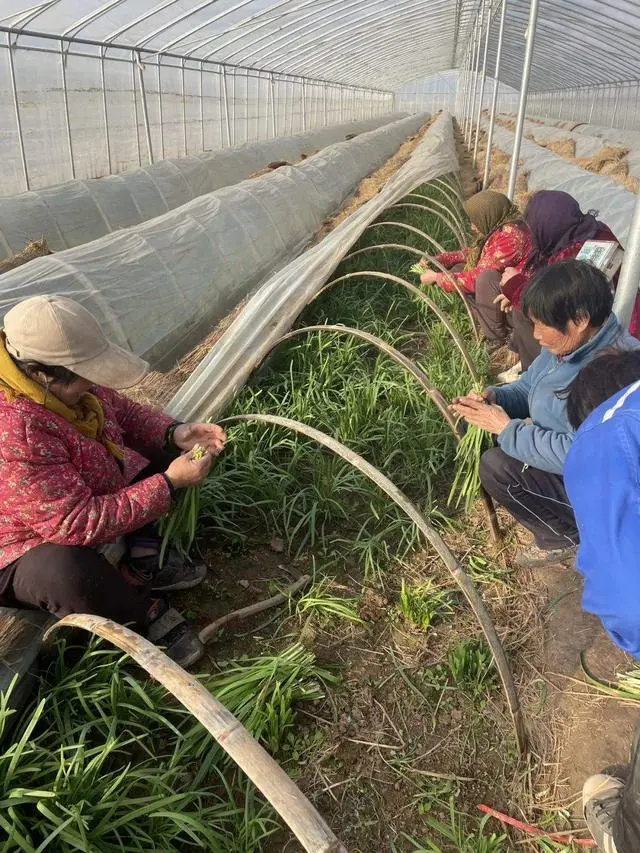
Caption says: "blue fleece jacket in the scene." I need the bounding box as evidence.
[490,314,639,474]
[564,380,640,658]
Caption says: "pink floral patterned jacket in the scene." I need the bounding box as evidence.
[0,387,175,569]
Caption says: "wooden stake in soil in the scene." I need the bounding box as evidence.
[45,615,348,853]
[222,414,526,754]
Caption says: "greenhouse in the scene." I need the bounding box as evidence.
[2,1,640,851]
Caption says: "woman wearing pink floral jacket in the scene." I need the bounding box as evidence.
[0,294,226,667]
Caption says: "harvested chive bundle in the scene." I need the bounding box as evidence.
[158,442,207,565]
[448,422,489,514]
[410,262,426,276]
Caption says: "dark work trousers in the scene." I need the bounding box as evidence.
[479,447,578,550]
[470,269,512,346]
[511,309,541,370]
[614,722,640,850]
[0,453,173,627]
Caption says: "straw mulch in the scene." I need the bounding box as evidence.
[0,239,52,276]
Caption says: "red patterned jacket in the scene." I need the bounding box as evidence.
[434,222,532,294]
[502,225,640,339]
[0,387,175,570]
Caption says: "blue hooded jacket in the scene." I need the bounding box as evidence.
[489,313,639,474]
[564,380,640,658]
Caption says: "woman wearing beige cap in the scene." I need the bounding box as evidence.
[0,294,227,667]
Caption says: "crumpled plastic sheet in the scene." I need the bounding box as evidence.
[0,113,408,262]
[486,119,637,245]
[0,113,428,371]
[168,112,459,422]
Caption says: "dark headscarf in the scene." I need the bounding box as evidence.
[463,190,521,270]
[524,190,603,270]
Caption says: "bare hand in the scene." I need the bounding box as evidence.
[450,398,511,435]
[173,422,227,456]
[165,452,212,489]
[451,388,496,407]
[420,270,438,286]
[501,267,519,286]
[493,293,512,313]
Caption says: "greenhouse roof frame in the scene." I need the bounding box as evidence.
[3,0,640,92]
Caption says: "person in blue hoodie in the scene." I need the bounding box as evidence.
[562,350,640,853]
[451,260,639,569]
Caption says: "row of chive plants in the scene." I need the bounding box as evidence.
[195,173,489,583]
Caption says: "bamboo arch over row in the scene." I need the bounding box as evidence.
[361,222,481,341]
[268,323,500,542]
[221,414,526,755]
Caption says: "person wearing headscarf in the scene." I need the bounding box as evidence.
[420,189,531,349]
[498,190,640,369]
[0,294,228,667]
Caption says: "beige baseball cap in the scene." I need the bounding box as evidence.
[3,295,149,390]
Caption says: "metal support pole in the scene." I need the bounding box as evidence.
[181,58,187,155]
[613,194,640,330]
[323,82,328,125]
[60,39,76,179]
[221,65,232,147]
[473,0,492,165]
[612,85,621,126]
[131,48,141,166]
[7,33,29,191]
[301,78,307,131]
[136,53,154,164]
[483,0,507,189]
[99,47,112,176]
[466,14,481,142]
[469,2,487,145]
[199,61,205,150]
[157,60,165,159]
[507,0,540,200]
[268,72,277,136]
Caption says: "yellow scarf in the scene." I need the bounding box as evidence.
[0,334,125,462]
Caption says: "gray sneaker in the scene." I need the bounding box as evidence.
[151,550,207,592]
[515,543,577,570]
[583,773,624,852]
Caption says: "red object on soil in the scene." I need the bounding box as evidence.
[477,804,597,847]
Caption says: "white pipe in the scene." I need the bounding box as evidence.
[613,195,640,331]
[506,0,540,200]
[483,0,507,188]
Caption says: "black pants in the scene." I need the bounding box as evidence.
[479,447,578,550]
[0,453,173,627]
[471,270,511,345]
[511,309,541,371]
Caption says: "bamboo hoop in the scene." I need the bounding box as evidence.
[366,220,448,256]
[359,224,480,340]
[405,193,468,232]
[388,203,467,249]
[222,414,526,754]
[45,616,348,853]
[267,324,500,543]
[314,271,481,387]
[342,243,465,300]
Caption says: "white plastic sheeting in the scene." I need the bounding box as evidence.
[0,112,428,370]
[486,120,637,246]
[168,112,458,422]
[0,114,405,260]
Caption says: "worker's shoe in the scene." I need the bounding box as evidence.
[583,773,624,852]
[514,543,577,570]
[146,600,204,668]
[125,548,207,592]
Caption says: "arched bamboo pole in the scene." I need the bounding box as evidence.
[313,271,481,387]
[45,616,348,853]
[405,193,467,233]
[221,414,526,754]
[343,243,463,298]
[266,324,501,542]
[388,202,467,249]
[360,223,480,340]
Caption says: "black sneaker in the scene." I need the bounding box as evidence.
[129,549,207,592]
[146,603,204,668]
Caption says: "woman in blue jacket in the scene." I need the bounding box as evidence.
[452,260,639,570]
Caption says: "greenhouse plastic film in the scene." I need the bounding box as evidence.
[0,114,407,262]
[168,112,459,423]
[0,112,427,370]
[486,120,637,245]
